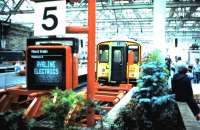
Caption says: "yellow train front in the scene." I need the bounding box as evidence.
[97,40,141,85]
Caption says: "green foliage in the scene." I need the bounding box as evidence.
[71,100,102,125]
[137,61,170,96]
[144,49,165,64]
[114,51,185,130]
[114,95,184,130]
[85,99,97,108]
[0,110,35,130]
[41,88,84,129]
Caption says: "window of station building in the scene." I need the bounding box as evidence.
[113,50,122,63]
[128,45,139,63]
[99,45,109,63]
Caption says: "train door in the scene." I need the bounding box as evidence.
[110,46,127,83]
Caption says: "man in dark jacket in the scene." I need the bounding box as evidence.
[172,63,200,119]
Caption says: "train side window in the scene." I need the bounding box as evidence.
[128,50,134,64]
[133,50,139,63]
[113,50,122,63]
[128,46,139,63]
[99,45,109,63]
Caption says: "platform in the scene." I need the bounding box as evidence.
[0,72,25,89]
[0,64,15,73]
[0,64,87,89]
[192,84,200,96]
[78,63,87,76]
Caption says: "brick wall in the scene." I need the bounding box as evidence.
[5,24,32,50]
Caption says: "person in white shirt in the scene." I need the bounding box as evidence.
[174,57,185,74]
[193,58,200,84]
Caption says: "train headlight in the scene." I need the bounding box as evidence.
[102,68,105,72]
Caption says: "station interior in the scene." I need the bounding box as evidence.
[0,0,200,130]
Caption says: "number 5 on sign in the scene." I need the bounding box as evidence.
[34,1,66,36]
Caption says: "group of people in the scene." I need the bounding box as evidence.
[193,58,200,84]
[165,56,200,120]
[165,56,200,83]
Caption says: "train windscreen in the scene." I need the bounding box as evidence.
[99,45,109,63]
[128,46,139,63]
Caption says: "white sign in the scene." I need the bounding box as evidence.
[34,1,66,36]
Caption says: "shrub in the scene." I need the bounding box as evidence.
[114,50,185,130]
[41,88,84,129]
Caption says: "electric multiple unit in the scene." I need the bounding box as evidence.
[96,40,142,85]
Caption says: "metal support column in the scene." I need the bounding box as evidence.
[87,0,96,126]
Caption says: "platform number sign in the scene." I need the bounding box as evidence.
[34,1,66,36]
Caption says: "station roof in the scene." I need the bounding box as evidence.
[0,0,200,45]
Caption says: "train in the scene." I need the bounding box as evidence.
[96,39,142,85]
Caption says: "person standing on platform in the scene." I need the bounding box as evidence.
[165,55,172,75]
[193,58,200,84]
[172,63,200,120]
[174,57,183,73]
[171,56,182,76]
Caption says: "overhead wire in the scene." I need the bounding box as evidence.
[66,0,87,26]
[99,0,116,36]
[113,9,118,34]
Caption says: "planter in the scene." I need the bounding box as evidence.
[177,102,200,130]
[106,87,138,122]
[104,87,200,130]
[31,120,57,130]
[32,127,53,130]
